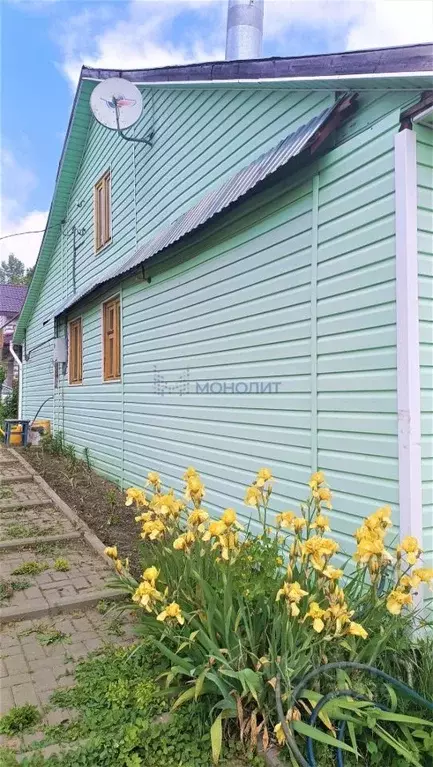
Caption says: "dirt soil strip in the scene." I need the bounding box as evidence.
[17,447,143,575]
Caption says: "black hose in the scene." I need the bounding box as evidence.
[31,396,54,426]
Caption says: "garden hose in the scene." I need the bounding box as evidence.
[275,661,433,767]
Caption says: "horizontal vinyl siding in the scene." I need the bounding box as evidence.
[121,179,315,534]
[416,124,433,567]
[68,88,333,297]
[59,288,123,482]
[316,112,400,552]
[22,233,66,422]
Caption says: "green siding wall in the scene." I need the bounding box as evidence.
[21,86,332,425]
[21,83,428,556]
[52,111,402,557]
[416,124,433,565]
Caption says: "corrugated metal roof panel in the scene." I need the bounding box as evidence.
[53,97,347,318]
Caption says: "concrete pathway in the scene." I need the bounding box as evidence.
[0,445,135,760]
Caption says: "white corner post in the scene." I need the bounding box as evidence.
[394,128,423,545]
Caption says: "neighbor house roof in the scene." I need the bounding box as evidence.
[14,42,433,343]
[0,284,28,316]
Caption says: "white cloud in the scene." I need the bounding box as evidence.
[0,149,47,269]
[59,1,225,90]
[347,0,433,49]
[0,207,48,269]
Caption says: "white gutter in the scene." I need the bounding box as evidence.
[9,341,22,420]
[412,104,433,124]
[81,71,433,87]
[394,129,423,547]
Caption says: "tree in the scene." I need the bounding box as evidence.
[0,254,33,285]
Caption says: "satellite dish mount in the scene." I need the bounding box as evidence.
[90,77,153,147]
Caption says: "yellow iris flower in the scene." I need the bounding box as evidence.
[157,602,185,625]
[386,589,413,615]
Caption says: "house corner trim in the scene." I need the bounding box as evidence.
[394,128,422,543]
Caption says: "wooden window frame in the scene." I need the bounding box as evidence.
[68,317,83,385]
[102,296,121,382]
[94,170,111,253]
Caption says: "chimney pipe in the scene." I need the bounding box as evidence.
[225,0,264,61]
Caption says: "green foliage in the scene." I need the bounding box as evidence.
[0,254,33,285]
[40,432,65,456]
[113,467,433,765]
[0,705,40,735]
[0,747,19,767]
[18,643,260,767]
[0,381,19,425]
[11,561,48,576]
[53,558,70,572]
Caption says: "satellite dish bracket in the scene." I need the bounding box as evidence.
[113,98,154,147]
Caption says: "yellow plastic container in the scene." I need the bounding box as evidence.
[10,425,23,446]
[32,419,51,435]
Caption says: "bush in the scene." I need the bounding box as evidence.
[108,468,433,765]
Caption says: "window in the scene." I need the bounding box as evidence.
[103,296,121,381]
[94,170,111,252]
[69,318,82,384]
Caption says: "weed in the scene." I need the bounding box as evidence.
[96,599,110,614]
[107,620,124,637]
[37,629,70,646]
[0,705,40,736]
[5,523,40,539]
[0,747,18,766]
[11,561,48,576]
[0,486,12,499]
[0,580,13,602]
[54,558,70,572]
[106,489,119,526]
[11,579,32,590]
[83,447,91,471]
[0,579,31,602]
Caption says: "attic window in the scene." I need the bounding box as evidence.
[94,170,111,252]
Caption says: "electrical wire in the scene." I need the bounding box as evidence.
[0,224,61,242]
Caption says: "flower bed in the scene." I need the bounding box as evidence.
[107,468,433,766]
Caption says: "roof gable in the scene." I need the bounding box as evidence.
[14,43,433,343]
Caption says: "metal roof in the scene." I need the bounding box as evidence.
[0,285,28,315]
[83,42,433,84]
[54,95,353,319]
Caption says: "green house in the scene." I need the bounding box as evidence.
[14,43,433,567]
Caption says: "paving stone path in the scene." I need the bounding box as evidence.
[0,446,136,761]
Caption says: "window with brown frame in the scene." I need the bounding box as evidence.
[103,296,121,381]
[69,318,82,384]
[94,170,111,252]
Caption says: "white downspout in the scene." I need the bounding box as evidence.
[9,341,22,420]
[394,129,423,542]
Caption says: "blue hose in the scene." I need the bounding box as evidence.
[275,661,433,767]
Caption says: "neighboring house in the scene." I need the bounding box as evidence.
[0,284,27,394]
[13,44,433,568]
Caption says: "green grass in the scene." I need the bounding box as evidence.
[11,561,48,576]
[0,705,40,736]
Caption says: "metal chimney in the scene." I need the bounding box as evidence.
[225,0,264,60]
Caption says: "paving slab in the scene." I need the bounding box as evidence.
[0,505,74,541]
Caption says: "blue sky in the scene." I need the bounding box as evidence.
[1,0,432,267]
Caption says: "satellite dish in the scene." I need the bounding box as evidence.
[90,77,143,131]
